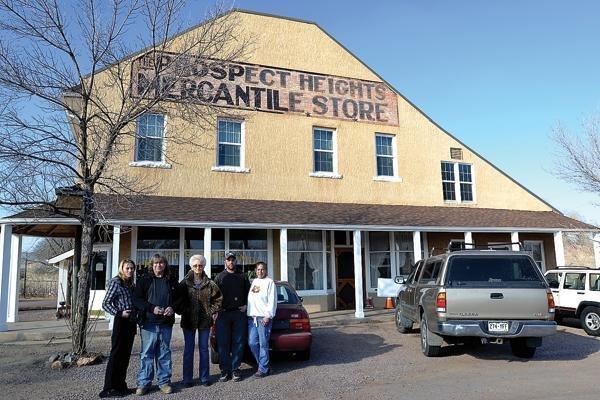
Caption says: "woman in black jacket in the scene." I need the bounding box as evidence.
[177,254,222,387]
[99,259,137,398]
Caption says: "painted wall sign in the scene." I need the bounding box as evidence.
[131,52,399,126]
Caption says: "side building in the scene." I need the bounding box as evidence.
[0,10,597,325]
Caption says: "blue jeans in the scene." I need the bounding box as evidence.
[182,328,210,384]
[137,324,173,388]
[248,317,273,373]
[216,310,246,374]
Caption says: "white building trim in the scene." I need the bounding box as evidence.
[204,228,212,278]
[7,234,21,323]
[0,224,13,331]
[353,230,364,319]
[511,231,520,251]
[280,228,288,282]
[554,231,565,266]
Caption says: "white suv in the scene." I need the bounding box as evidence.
[544,267,600,336]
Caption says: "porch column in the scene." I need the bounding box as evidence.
[353,230,364,319]
[464,231,473,249]
[204,228,212,278]
[130,226,138,262]
[511,232,520,251]
[422,232,429,258]
[413,231,422,262]
[179,228,185,280]
[554,231,565,266]
[593,233,600,269]
[0,224,13,331]
[7,234,21,322]
[110,225,121,330]
[267,229,274,278]
[279,228,288,281]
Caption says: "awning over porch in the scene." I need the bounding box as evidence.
[2,194,596,232]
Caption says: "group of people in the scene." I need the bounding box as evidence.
[98,251,277,398]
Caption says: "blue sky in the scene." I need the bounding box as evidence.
[2,0,600,229]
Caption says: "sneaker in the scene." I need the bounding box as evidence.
[99,389,123,398]
[254,370,269,378]
[183,382,194,388]
[219,372,231,382]
[135,387,148,396]
[232,370,242,382]
[159,384,173,394]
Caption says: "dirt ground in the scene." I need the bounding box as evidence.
[1,319,599,400]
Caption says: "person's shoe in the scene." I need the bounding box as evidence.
[135,387,148,396]
[184,382,194,388]
[254,369,269,378]
[200,380,212,387]
[232,370,242,382]
[219,372,231,382]
[159,384,173,394]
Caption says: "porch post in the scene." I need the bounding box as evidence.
[0,224,13,331]
[554,231,565,266]
[7,234,21,322]
[130,226,138,262]
[204,228,212,278]
[267,229,274,278]
[464,231,473,249]
[593,233,600,269]
[511,232,520,251]
[110,225,121,330]
[422,232,429,258]
[413,231,422,262]
[353,230,364,319]
[279,228,288,281]
[179,228,185,280]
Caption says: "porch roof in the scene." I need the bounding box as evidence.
[2,195,596,233]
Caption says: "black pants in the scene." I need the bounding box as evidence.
[103,315,137,391]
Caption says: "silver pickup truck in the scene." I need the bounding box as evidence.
[395,249,557,358]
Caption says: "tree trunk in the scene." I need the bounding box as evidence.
[71,193,96,355]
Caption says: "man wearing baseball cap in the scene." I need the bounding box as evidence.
[214,251,250,382]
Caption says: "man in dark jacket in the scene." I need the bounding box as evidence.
[214,251,250,382]
[133,254,179,395]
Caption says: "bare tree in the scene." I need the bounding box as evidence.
[552,116,600,195]
[0,0,250,354]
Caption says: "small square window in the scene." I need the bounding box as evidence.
[217,119,243,167]
[375,134,395,177]
[135,113,165,162]
[313,128,335,173]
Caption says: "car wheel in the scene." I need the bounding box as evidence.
[510,338,537,358]
[210,349,220,365]
[420,317,441,357]
[581,306,600,336]
[296,349,311,361]
[395,304,413,333]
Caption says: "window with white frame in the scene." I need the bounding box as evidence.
[217,119,243,167]
[288,230,325,290]
[209,229,267,279]
[375,134,396,177]
[313,128,335,173]
[441,162,474,202]
[368,231,415,290]
[523,240,545,271]
[135,113,165,162]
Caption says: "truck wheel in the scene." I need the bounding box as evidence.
[210,349,220,365]
[581,306,600,336]
[420,318,441,357]
[395,304,413,333]
[510,338,536,358]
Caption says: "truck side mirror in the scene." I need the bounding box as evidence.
[394,276,405,284]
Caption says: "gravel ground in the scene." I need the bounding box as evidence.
[1,319,599,400]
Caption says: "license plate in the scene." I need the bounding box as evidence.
[488,321,509,333]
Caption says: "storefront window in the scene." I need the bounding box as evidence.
[184,228,204,275]
[229,229,268,277]
[137,226,180,280]
[288,230,324,290]
[393,232,414,277]
[369,232,391,289]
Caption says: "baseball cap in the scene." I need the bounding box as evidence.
[225,251,236,259]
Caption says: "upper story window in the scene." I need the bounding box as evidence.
[217,119,243,167]
[441,161,474,203]
[135,113,165,162]
[375,134,396,177]
[313,128,335,173]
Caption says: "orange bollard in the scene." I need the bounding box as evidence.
[385,297,395,309]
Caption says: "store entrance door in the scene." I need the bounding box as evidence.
[336,249,355,309]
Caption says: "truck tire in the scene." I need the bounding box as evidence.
[395,304,413,333]
[510,338,536,358]
[581,306,600,336]
[420,317,441,357]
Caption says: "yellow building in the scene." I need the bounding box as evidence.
[0,10,596,323]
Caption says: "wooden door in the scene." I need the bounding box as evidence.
[336,250,355,309]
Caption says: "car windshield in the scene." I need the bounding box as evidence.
[276,284,301,304]
[445,255,545,288]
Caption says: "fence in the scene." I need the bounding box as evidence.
[20,279,57,298]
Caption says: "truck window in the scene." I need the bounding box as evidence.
[564,273,586,290]
[445,255,545,288]
[418,261,441,284]
[590,274,600,291]
[545,272,562,289]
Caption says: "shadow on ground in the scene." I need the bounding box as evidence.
[403,326,600,362]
